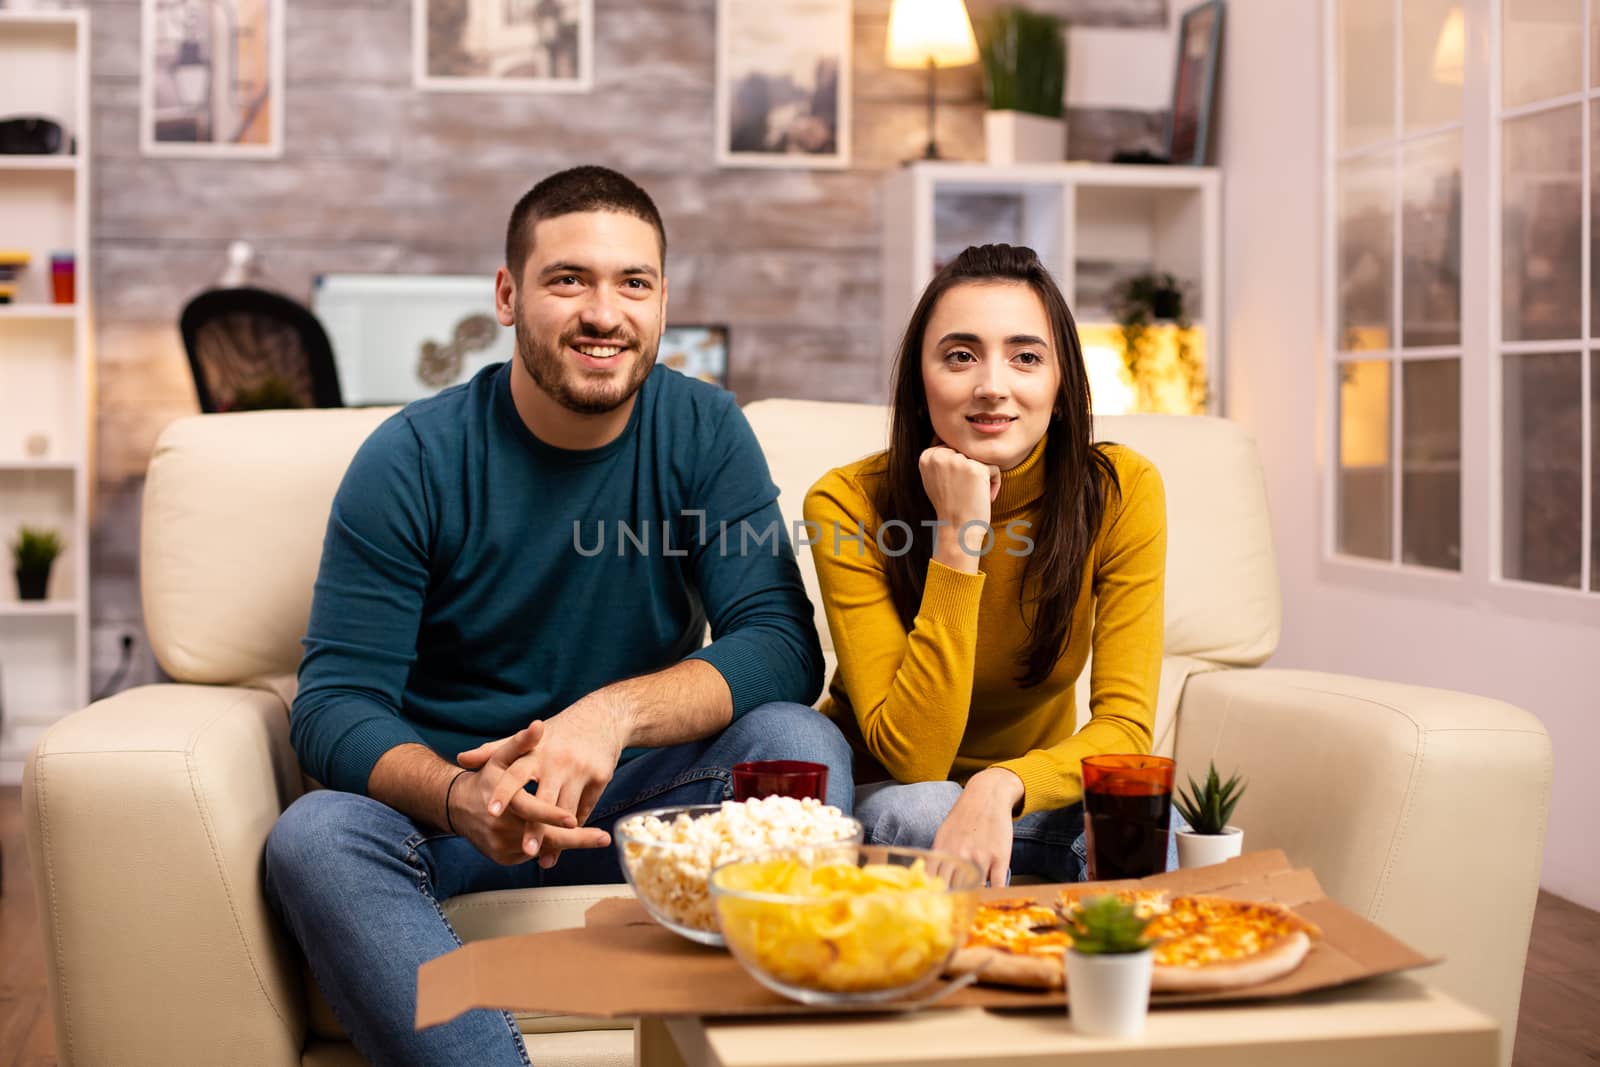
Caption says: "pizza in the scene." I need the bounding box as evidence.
[947,898,1073,989]
[947,891,1322,994]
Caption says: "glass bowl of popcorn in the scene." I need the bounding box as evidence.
[613,796,863,947]
[708,844,982,1004]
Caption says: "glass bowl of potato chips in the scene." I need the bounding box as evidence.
[709,844,982,1004]
[614,799,863,947]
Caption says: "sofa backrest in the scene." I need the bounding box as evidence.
[142,407,398,685]
[741,400,1281,667]
[141,399,1279,685]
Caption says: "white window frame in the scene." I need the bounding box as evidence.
[1320,0,1600,627]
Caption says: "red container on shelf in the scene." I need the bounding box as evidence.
[50,252,75,305]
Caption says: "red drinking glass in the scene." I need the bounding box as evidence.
[731,759,828,802]
[1081,754,1175,881]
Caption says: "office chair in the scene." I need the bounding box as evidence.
[179,287,344,413]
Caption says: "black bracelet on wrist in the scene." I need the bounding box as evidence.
[444,769,469,835]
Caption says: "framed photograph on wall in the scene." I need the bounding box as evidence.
[658,324,731,389]
[415,0,593,92]
[140,0,284,157]
[1165,0,1224,166]
[715,0,851,168]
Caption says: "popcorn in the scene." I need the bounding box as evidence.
[617,796,862,937]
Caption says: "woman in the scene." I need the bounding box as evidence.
[803,243,1167,886]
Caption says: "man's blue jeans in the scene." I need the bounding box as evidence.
[854,779,1184,883]
[263,702,852,1067]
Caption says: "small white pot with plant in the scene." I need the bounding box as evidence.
[1061,894,1156,1037]
[1174,761,1247,869]
[977,7,1067,164]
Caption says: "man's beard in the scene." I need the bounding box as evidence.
[513,310,658,417]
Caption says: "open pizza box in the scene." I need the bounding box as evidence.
[415,850,1438,1029]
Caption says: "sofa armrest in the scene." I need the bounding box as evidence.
[23,683,307,1066]
[1175,668,1551,1067]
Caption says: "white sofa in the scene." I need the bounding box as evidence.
[25,399,1550,1066]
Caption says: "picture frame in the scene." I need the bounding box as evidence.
[715,0,851,169]
[1165,0,1225,167]
[414,0,594,93]
[657,324,731,389]
[140,0,284,158]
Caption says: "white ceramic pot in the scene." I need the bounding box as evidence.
[1064,947,1153,1037]
[1175,826,1244,869]
[984,110,1066,165]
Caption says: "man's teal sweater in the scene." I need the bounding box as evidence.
[290,361,824,795]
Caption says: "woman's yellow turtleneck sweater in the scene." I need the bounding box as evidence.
[802,437,1166,817]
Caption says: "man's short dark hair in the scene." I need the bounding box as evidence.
[505,166,667,280]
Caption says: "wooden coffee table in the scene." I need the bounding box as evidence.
[635,975,1497,1067]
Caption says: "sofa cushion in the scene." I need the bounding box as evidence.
[742,401,1280,667]
[142,407,397,684]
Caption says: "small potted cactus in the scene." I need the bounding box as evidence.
[1061,894,1157,1037]
[1174,760,1247,868]
[12,524,63,601]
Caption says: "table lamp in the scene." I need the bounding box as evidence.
[885,0,980,161]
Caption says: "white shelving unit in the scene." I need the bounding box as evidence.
[880,162,1223,412]
[0,10,92,784]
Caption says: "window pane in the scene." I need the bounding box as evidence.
[1503,106,1582,342]
[1502,352,1583,586]
[1404,0,1464,131]
[1339,0,1395,150]
[1401,358,1462,569]
[1339,360,1394,559]
[1593,354,1600,589]
[1339,153,1394,351]
[1402,132,1462,347]
[1503,0,1583,109]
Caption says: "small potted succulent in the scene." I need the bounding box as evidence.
[1061,894,1157,1037]
[1174,761,1247,868]
[12,524,63,601]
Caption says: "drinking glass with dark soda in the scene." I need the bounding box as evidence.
[1081,754,1176,881]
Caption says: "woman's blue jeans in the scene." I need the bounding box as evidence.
[263,702,852,1067]
[853,779,1184,884]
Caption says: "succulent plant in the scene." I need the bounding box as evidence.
[11,524,63,573]
[1061,895,1156,955]
[1175,761,1247,835]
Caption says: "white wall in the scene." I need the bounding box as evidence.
[1218,0,1596,910]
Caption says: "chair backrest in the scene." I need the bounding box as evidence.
[140,399,1280,685]
[178,287,344,413]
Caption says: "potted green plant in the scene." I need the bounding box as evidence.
[225,375,303,412]
[976,8,1067,164]
[1111,271,1209,414]
[12,524,63,601]
[1060,894,1157,1036]
[1174,760,1247,868]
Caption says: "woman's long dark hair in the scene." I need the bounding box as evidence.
[876,244,1119,688]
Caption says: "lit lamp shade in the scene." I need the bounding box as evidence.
[885,0,979,69]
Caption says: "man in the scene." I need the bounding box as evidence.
[264,165,851,1066]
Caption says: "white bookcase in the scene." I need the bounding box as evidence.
[880,162,1222,413]
[0,10,92,784]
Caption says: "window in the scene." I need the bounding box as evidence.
[1331,0,1465,572]
[1498,0,1594,590]
[1327,0,1599,595]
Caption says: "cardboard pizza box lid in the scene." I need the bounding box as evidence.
[415,849,1438,1030]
